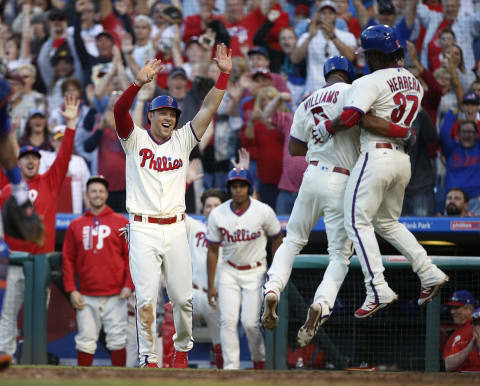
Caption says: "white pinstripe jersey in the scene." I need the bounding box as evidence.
[290,82,360,171]
[344,67,424,152]
[206,198,281,266]
[118,122,199,216]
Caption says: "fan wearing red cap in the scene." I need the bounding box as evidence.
[443,290,480,372]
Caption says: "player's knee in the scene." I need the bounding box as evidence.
[220,318,237,331]
[138,302,155,330]
[240,317,260,334]
[172,296,192,312]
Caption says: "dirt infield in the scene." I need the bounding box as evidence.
[1,366,480,386]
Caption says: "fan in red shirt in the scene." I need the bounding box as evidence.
[183,0,227,43]
[443,290,480,372]
[223,0,289,56]
[0,95,79,254]
[62,175,134,367]
[0,94,78,365]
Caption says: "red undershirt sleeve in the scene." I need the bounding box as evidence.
[340,108,362,128]
[114,83,141,139]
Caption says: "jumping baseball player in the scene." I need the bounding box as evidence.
[185,188,227,369]
[326,25,448,318]
[0,77,38,371]
[0,94,77,363]
[62,175,134,367]
[206,168,283,370]
[113,44,232,368]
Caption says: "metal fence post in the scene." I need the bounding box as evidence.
[21,260,34,364]
[32,254,50,364]
[425,295,441,372]
[274,282,289,369]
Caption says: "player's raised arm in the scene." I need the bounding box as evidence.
[191,44,232,140]
[113,59,164,139]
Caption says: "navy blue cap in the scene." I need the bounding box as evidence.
[248,46,270,59]
[19,145,41,159]
[463,91,480,105]
[446,290,475,306]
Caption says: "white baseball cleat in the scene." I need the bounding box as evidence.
[261,291,279,330]
[418,275,449,306]
[354,294,398,319]
[297,303,322,347]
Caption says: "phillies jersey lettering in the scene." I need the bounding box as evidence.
[290,82,360,170]
[344,67,424,152]
[219,227,262,242]
[138,148,183,172]
[207,199,281,267]
[118,122,199,216]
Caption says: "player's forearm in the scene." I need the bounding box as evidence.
[271,234,284,256]
[332,38,355,61]
[114,83,139,138]
[0,133,19,171]
[288,137,307,156]
[445,339,475,371]
[192,72,229,139]
[207,246,219,288]
[360,114,410,138]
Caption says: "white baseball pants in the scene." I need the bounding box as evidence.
[264,164,353,320]
[344,146,446,303]
[193,287,221,346]
[0,266,24,355]
[128,218,193,367]
[75,295,128,354]
[218,264,265,370]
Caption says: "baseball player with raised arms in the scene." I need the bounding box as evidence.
[113,44,232,368]
[261,56,402,344]
[185,188,227,368]
[325,25,448,318]
[207,168,283,370]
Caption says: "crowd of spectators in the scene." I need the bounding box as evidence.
[1,0,480,219]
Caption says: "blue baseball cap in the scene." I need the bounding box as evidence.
[248,46,270,60]
[18,145,41,160]
[446,290,475,307]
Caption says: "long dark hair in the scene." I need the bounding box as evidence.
[20,113,49,141]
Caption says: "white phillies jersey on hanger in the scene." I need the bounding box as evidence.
[290,82,360,171]
[344,67,424,152]
[206,198,281,267]
[118,122,199,216]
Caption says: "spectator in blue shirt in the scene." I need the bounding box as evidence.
[440,119,480,215]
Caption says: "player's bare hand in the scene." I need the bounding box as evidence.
[70,290,85,310]
[135,59,164,87]
[59,93,80,126]
[186,158,204,184]
[213,43,232,74]
[208,287,218,309]
[231,147,250,170]
[120,287,132,299]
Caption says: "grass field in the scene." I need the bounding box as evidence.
[1,366,480,386]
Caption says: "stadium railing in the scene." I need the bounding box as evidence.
[265,255,480,372]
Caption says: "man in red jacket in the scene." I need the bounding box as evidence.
[0,94,79,360]
[62,175,134,367]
